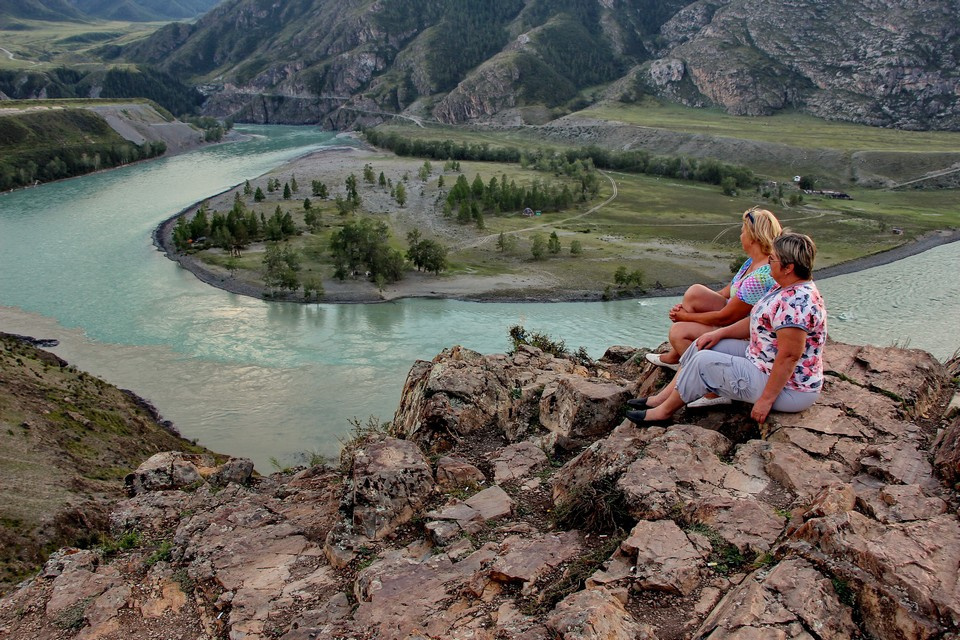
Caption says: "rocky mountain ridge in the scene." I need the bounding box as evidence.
[120,0,960,130]
[0,0,219,23]
[2,339,958,639]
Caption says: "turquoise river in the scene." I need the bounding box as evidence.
[1,125,958,469]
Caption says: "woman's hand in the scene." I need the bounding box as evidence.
[695,329,724,351]
[668,305,688,322]
[751,397,775,423]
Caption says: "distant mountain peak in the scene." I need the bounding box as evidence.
[120,0,959,130]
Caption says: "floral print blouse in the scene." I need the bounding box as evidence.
[747,281,827,392]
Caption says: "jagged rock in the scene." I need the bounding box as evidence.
[351,543,500,638]
[392,345,610,452]
[551,422,666,506]
[932,408,960,486]
[435,456,485,489]
[801,482,856,521]
[694,557,857,639]
[794,511,960,635]
[686,496,785,554]
[3,340,958,640]
[825,342,948,419]
[620,520,703,595]
[45,553,119,616]
[350,437,434,540]
[545,588,655,639]
[539,376,633,444]
[491,441,548,483]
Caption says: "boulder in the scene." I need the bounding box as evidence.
[620,520,703,595]
[124,452,207,494]
[489,531,583,593]
[435,456,486,489]
[350,437,435,540]
[539,375,632,443]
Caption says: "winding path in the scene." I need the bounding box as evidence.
[455,170,619,250]
[0,46,37,65]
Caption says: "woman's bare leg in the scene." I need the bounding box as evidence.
[645,371,681,407]
[658,285,728,363]
[669,321,714,359]
[680,284,727,313]
[643,388,685,420]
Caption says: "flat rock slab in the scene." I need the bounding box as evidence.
[490,531,583,591]
[546,588,655,640]
[491,441,548,483]
[465,485,514,521]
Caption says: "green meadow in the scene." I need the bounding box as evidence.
[0,19,158,71]
[584,101,960,153]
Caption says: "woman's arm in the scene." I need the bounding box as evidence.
[695,316,751,350]
[751,327,806,423]
[671,296,752,326]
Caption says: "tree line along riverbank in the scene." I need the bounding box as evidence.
[154,138,960,305]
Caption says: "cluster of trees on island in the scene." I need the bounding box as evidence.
[444,159,599,228]
[170,169,451,298]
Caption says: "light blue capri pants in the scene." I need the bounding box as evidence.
[675,339,819,413]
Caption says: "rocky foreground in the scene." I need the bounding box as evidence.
[1,340,958,639]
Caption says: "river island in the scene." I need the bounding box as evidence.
[155,127,960,304]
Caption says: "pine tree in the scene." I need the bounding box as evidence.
[548,231,561,254]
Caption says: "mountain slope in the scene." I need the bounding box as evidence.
[72,0,222,22]
[636,0,960,130]
[121,0,960,130]
[0,0,86,22]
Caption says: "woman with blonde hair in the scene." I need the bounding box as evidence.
[627,232,826,425]
[646,207,782,386]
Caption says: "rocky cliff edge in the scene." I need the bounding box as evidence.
[1,340,959,639]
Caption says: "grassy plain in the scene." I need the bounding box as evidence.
[0,19,159,71]
[584,101,960,153]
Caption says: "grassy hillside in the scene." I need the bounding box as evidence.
[0,18,164,71]
[0,334,215,594]
[0,102,168,190]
